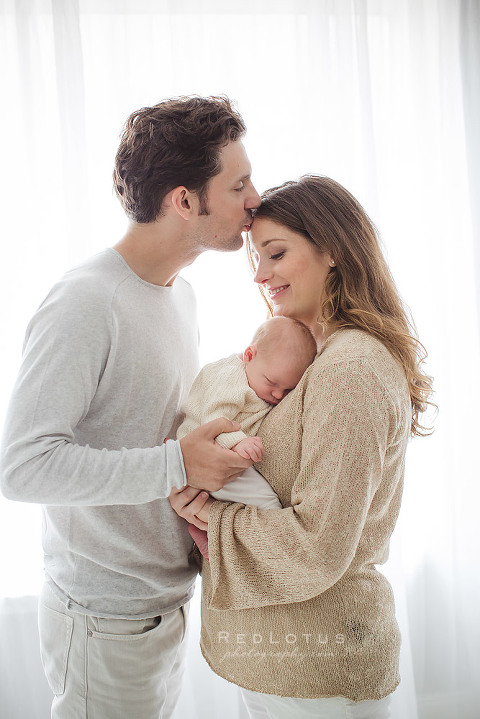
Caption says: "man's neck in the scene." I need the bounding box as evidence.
[113,221,200,287]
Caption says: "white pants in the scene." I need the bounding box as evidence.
[241,688,392,719]
[38,582,188,719]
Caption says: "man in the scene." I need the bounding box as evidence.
[0,95,261,718]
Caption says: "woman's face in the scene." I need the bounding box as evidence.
[250,218,334,331]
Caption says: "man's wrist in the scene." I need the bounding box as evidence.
[168,439,188,490]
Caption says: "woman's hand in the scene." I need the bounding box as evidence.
[188,524,209,560]
[169,485,214,530]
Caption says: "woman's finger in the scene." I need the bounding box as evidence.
[182,491,210,520]
[188,515,209,531]
[188,525,209,559]
[169,484,202,505]
[170,487,210,525]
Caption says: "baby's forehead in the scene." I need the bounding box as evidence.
[274,362,303,382]
[261,344,310,384]
[267,363,305,391]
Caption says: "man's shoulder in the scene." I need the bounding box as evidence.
[62,249,128,291]
[44,250,130,307]
[25,251,126,335]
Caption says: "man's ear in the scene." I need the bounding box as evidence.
[243,346,257,363]
[170,186,197,220]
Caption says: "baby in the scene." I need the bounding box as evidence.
[176,316,317,509]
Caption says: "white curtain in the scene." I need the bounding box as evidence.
[0,1,478,718]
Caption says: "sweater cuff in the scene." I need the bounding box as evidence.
[215,430,248,450]
[167,439,188,490]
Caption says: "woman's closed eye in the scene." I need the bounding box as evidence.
[270,251,285,260]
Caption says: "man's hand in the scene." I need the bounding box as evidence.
[169,486,213,530]
[179,418,252,492]
[233,436,264,462]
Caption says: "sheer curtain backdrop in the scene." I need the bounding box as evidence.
[0,1,479,718]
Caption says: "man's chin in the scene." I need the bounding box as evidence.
[221,235,244,252]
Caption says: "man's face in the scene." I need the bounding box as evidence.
[193,140,261,252]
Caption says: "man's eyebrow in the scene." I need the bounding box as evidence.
[235,170,252,183]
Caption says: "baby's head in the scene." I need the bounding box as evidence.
[243,317,317,405]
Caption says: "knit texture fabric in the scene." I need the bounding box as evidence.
[177,354,281,507]
[200,329,411,701]
[177,354,272,449]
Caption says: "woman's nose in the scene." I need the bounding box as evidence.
[254,261,271,285]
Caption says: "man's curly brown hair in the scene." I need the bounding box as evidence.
[113,95,246,223]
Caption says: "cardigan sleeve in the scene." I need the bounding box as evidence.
[206,357,395,610]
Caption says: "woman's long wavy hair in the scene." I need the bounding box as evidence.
[249,175,435,437]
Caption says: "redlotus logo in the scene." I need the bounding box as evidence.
[217,632,346,646]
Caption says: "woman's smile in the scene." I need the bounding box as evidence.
[267,284,290,300]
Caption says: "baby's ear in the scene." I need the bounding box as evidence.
[243,345,257,363]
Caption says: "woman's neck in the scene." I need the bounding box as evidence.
[310,322,338,352]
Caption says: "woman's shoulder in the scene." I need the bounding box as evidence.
[314,328,402,371]
[305,328,409,402]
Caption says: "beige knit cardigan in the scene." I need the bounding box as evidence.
[200,328,411,701]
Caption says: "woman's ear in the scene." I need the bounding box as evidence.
[243,346,257,363]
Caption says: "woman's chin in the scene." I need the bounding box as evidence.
[273,305,300,322]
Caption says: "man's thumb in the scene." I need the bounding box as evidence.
[203,417,241,439]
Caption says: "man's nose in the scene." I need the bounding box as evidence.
[245,184,261,210]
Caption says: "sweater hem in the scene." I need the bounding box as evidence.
[200,643,400,702]
[46,576,196,620]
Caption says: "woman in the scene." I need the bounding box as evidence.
[170,175,433,718]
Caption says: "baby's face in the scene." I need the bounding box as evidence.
[244,349,304,405]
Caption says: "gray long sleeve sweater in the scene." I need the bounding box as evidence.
[0,249,200,618]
